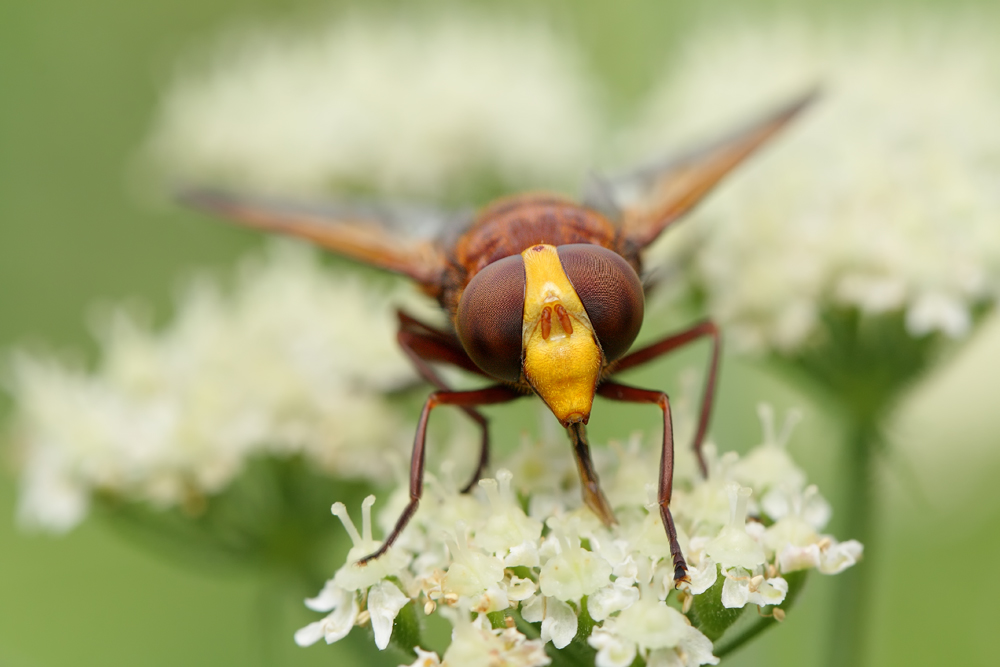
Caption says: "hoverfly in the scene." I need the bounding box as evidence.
[183,93,812,582]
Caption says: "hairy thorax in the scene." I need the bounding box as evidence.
[440,194,628,317]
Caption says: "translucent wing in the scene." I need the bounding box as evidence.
[181,189,469,290]
[584,90,817,251]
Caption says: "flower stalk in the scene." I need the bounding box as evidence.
[826,419,879,667]
[774,310,945,667]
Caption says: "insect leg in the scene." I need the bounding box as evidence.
[597,381,688,582]
[567,422,617,527]
[610,319,720,478]
[397,310,492,491]
[357,384,522,565]
[397,310,488,377]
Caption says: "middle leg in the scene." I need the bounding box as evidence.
[358,384,522,565]
[396,310,493,492]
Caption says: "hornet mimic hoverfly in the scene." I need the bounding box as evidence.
[183,93,812,582]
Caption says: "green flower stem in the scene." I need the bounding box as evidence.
[826,419,879,667]
[255,575,282,667]
[769,310,942,667]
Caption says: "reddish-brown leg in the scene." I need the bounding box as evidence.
[611,319,720,478]
[597,381,687,581]
[396,310,492,492]
[397,311,487,377]
[358,385,522,565]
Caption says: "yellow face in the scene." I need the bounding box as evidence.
[520,244,604,425]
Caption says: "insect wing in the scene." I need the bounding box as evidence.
[181,189,467,289]
[590,90,817,251]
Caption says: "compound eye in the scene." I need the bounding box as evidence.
[456,255,526,382]
[557,244,644,363]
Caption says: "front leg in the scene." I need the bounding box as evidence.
[598,381,688,582]
[396,310,492,492]
[611,319,720,477]
[358,384,522,565]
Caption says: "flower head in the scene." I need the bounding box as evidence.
[474,470,544,561]
[297,497,412,651]
[297,406,859,662]
[332,496,409,591]
[441,613,551,667]
[146,12,599,201]
[294,581,359,647]
[5,243,417,531]
[634,16,1000,353]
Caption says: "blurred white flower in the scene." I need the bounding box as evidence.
[146,12,600,199]
[589,590,696,667]
[332,496,410,592]
[522,595,577,649]
[400,647,445,667]
[705,484,766,571]
[297,406,859,661]
[633,17,1000,352]
[369,579,411,650]
[6,242,421,531]
[442,613,551,667]
[295,581,358,647]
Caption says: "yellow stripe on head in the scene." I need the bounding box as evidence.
[520,244,603,425]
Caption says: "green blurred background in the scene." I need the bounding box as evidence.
[3,0,999,665]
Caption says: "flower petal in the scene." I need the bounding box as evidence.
[540,597,578,649]
[398,647,441,667]
[588,581,640,621]
[369,580,410,650]
[748,576,788,607]
[293,620,325,647]
[819,539,864,574]
[720,572,750,609]
[520,594,544,623]
[589,624,638,667]
[305,579,348,612]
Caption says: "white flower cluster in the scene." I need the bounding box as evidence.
[634,17,1000,353]
[297,406,861,666]
[146,12,600,199]
[6,243,422,531]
